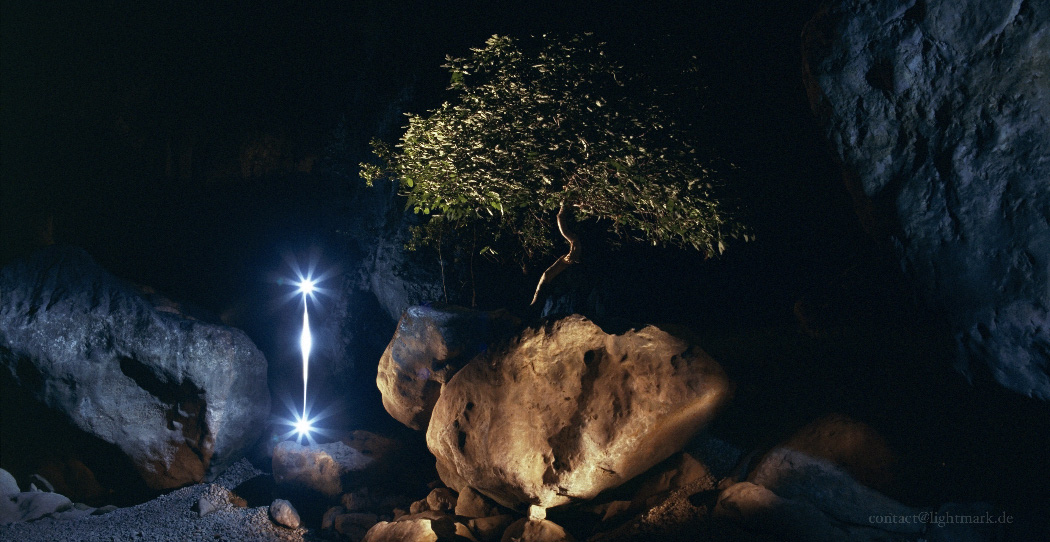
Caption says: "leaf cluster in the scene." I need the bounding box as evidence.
[360,34,748,264]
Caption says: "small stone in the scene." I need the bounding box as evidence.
[363,518,440,542]
[0,469,20,495]
[426,487,456,513]
[528,505,546,521]
[322,506,346,530]
[409,498,428,514]
[28,474,54,493]
[499,518,575,542]
[197,495,219,517]
[269,498,301,529]
[468,515,515,542]
[454,487,497,518]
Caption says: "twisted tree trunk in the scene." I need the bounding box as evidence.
[530,203,581,307]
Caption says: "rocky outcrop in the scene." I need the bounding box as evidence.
[426,315,731,511]
[802,0,1050,399]
[0,246,270,491]
[272,431,396,499]
[377,304,521,430]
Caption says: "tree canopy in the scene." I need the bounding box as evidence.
[361,34,748,267]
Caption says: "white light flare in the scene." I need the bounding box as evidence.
[300,302,311,416]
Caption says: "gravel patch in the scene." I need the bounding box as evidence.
[0,460,311,542]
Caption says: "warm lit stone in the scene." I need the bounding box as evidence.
[427,315,731,510]
[377,304,521,430]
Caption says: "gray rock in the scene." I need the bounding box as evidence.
[27,475,53,493]
[196,495,219,517]
[0,495,19,525]
[803,0,1050,399]
[748,447,921,534]
[378,304,521,430]
[12,491,74,522]
[272,439,376,499]
[92,504,118,515]
[427,315,731,510]
[0,246,270,490]
[269,498,301,529]
[716,481,870,542]
[0,469,19,495]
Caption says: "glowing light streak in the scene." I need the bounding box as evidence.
[300,302,311,416]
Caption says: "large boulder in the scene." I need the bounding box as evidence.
[0,246,270,491]
[802,0,1050,399]
[378,304,521,430]
[426,315,731,511]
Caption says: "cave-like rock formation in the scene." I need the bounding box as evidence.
[803,0,1050,398]
[0,246,270,493]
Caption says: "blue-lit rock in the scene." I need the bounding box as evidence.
[377,304,521,430]
[0,246,270,491]
[803,0,1050,399]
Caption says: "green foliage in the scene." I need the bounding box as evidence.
[361,34,748,265]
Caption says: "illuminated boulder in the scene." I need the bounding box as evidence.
[0,246,269,493]
[803,0,1050,399]
[377,304,521,430]
[426,315,731,511]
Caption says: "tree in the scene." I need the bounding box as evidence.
[361,34,748,306]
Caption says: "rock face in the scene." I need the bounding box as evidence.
[0,246,270,490]
[378,304,521,430]
[271,440,378,499]
[427,315,731,510]
[802,0,1050,398]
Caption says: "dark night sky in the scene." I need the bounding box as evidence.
[2,0,852,317]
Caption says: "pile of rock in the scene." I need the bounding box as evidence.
[369,305,733,540]
[0,468,117,525]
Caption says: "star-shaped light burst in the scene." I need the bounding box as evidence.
[277,254,336,444]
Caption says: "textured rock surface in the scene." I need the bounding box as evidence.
[269,498,301,529]
[748,447,920,534]
[378,304,521,430]
[500,518,575,542]
[803,0,1050,398]
[0,246,270,490]
[427,315,731,510]
[781,414,897,491]
[0,469,18,496]
[362,517,440,542]
[271,440,376,499]
[0,459,307,541]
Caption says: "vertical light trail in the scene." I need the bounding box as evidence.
[300,302,312,416]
